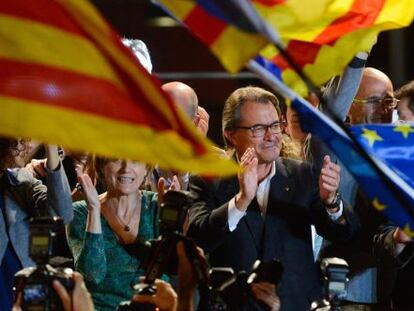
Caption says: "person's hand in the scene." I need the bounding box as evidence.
[77,174,100,212]
[157,175,181,207]
[319,155,341,206]
[53,272,94,311]
[251,282,280,311]
[235,148,258,212]
[132,279,177,311]
[195,106,210,137]
[176,241,206,311]
[25,158,47,179]
[393,227,412,255]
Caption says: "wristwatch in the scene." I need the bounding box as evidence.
[325,191,341,210]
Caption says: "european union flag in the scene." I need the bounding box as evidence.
[291,98,414,238]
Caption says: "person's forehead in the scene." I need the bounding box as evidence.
[239,101,278,120]
[357,75,393,98]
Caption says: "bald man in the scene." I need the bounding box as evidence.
[148,81,203,192]
[162,81,199,123]
[317,68,411,306]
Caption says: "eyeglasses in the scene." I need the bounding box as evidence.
[353,96,400,110]
[235,121,285,137]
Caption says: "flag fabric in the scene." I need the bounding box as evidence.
[350,124,414,190]
[154,0,269,73]
[290,97,414,237]
[0,0,238,175]
[157,0,414,96]
[257,0,414,95]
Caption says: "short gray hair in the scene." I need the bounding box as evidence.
[122,38,152,73]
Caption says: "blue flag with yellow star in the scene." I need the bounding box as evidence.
[291,98,414,237]
[351,124,414,190]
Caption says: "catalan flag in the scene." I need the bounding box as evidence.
[257,0,414,95]
[290,97,414,237]
[155,0,269,73]
[0,0,238,175]
[156,0,414,96]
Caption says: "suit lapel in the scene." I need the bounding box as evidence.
[268,158,295,211]
[243,198,265,257]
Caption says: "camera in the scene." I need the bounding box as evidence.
[13,217,74,311]
[118,190,209,311]
[209,259,283,311]
[311,257,349,311]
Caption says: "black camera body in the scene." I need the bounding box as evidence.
[118,190,208,311]
[311,257,349,311]
[13,217,73,311]
[209,259,283,311]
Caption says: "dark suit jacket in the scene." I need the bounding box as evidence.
[188,158,358,311]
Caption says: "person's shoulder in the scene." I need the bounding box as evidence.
[141,190,158,206]
[72,200,88,214]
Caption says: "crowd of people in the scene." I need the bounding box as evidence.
[1,38,414,311]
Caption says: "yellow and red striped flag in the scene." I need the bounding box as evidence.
[256,0,414,95]
[157,0,414,95]
[0,0,238,175]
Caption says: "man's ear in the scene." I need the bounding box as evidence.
[224,130,236,147]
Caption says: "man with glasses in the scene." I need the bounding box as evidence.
[315,67,413,307]
[348,67,398,124]
[187,86,358,311]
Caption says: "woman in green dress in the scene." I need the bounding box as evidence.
[67,158,173,311]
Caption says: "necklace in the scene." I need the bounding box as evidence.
[103,194,141,233]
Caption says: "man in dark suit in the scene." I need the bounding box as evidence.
[187,86,358,311]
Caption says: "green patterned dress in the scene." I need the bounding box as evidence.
[67,191,160,311]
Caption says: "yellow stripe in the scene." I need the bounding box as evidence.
[157,1,197,19]
[375,0,414,27]
[0,14,122,86]
[276,28,378,96]
[0,95,238,176]
[60,0,183,129]
[255,0,355,42]
[212,26,268,73]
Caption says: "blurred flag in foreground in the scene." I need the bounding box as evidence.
[0,0,238,175]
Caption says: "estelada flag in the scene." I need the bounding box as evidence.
[0,0,238,175]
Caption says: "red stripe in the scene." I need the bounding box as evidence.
[0,0,86,37]
[272,41,321,71]
[0,58,207,155]
[184,5,227,46]
[272,0,384,70]
[0,58,170,131]
[253,0,286,6]
[314,0,386,44]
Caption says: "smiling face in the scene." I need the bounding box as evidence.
[102,159,146,196]
[225,101,282,164]
[349,68,394,124]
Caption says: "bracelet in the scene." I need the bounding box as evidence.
[325,191,341,209]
